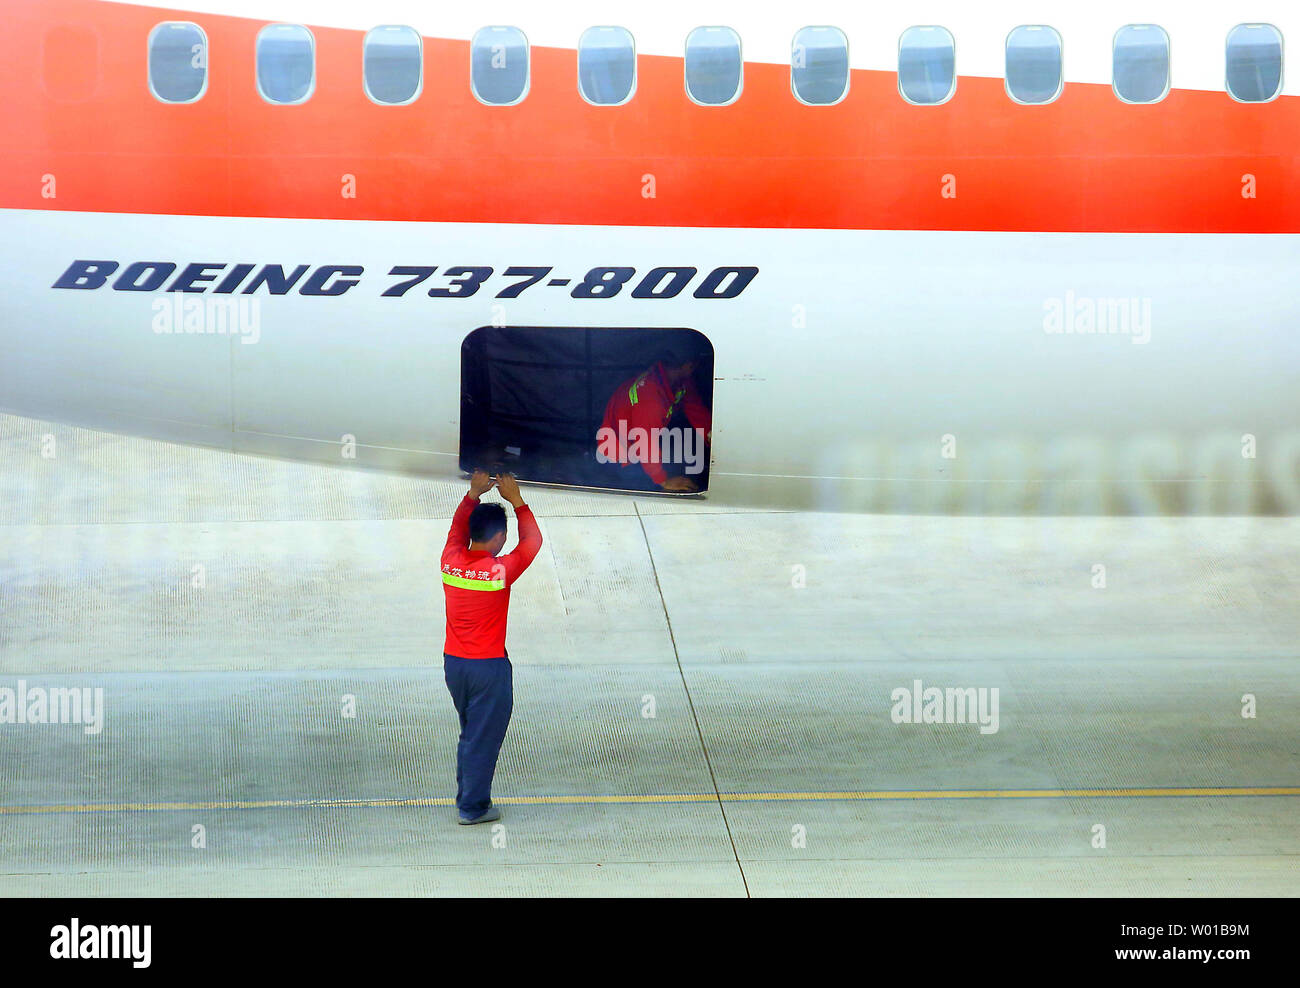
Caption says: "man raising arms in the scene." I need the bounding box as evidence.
[440,470,543,825]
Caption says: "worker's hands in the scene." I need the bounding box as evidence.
[468,469,495,499]
[662,475,699,493]
[496,472,526,507]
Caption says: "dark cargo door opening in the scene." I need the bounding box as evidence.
[460,326,714,494]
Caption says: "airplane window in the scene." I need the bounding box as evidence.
[1113,25,1169,103]
[685,26,742,105]
[1226,23,1283,103]
[578,26,636,105]
[1005,25,1062,104]
[363,25,422,105]
[460,327,714,495]
[256,24,314,105]
[148,22,208,103]
[791,26,849,105]
[898,26,956,105]
[471,26,529,105]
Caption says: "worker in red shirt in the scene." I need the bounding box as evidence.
[597,350,712,492]
[441,469,543,825]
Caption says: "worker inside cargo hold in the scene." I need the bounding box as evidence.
[595,347,712,493]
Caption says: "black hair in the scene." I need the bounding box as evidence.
[654,344,706,371]
[469,502,508,543]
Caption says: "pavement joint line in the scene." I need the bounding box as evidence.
[2,787,1298,815]
[635,500,751,897]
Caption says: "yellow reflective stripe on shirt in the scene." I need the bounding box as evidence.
[442,572,506,591]
[666,387,685,419]
[630,373,685,414]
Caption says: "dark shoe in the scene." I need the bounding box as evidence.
[458,805,502,826]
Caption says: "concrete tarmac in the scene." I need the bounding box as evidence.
[1,413,1297,896]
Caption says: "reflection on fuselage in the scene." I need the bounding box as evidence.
[802,431,1300,515]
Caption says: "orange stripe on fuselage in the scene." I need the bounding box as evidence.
[1,0,1296,232]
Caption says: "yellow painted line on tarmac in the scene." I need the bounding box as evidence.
[0,786,1297,816]
[722,786,1300,801]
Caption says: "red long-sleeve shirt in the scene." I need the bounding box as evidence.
[599,362,712,486]
[440,495,543,659]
